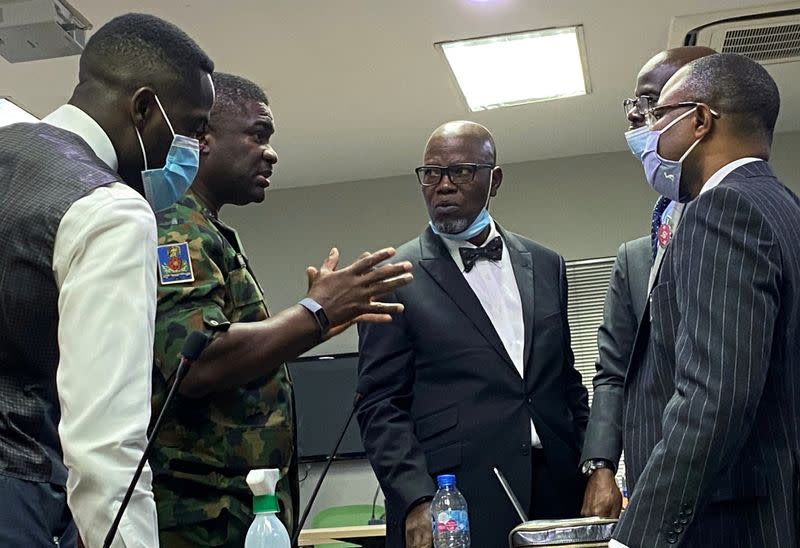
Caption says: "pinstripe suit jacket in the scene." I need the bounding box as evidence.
[615,161,800,547]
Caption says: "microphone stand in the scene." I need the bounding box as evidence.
[290,393,361,548]
[102,332,209,548]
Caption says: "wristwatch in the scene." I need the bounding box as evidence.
[298,297,330,335]
[581,459,614,478]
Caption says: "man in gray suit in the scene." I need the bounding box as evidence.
[580,46,715,519]
[612,53,800,547]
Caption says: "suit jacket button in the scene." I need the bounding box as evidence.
[679,517,689,525]
[666,532,678,544]
[521,442,530,456]
[674,525,684,534]
[526,397,532,404]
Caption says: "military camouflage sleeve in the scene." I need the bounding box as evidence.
[153,218,232,384]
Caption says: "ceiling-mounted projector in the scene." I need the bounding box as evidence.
[0,0,91,63]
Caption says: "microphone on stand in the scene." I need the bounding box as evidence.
[290,375,375,548]
[102,331,210,548]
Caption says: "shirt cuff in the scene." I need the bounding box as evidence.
[609,539,629,548]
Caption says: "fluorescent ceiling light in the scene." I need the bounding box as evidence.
[437,26,590,112]
[0,97,39,127]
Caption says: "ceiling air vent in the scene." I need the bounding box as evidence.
[691,13,800,65]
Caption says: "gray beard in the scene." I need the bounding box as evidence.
[434,217,469,234]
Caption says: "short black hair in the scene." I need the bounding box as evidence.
[210,73,270,119]
[80,13,214,92]
[680,53,780,143]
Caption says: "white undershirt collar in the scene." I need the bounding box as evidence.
[42,104,119,172]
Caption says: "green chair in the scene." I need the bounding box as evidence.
[310,504,385,548]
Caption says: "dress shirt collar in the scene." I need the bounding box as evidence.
[42,105,119,172]
[699,157,762,195]
[440,221,503,272]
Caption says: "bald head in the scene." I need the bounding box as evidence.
[628,46,716,128]
[638,46,718,85]
[425,121,497,164]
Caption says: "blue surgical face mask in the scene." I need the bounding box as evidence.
[135,95,200,212]
[429,167,495,241]
[430,208,492,240]
[624,125,649,160]
[640,107,702,203]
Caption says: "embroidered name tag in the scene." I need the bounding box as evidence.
[157,242,195,284]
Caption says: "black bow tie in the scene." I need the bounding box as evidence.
[459,236,503,273]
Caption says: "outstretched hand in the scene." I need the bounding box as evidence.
[305,247,413,337]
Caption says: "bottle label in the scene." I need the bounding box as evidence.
[435,510,469,534]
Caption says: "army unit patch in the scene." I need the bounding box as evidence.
[157,242,195,285]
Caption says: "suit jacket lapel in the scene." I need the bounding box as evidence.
[418,227,516,369]
[500,227,535,369]
[648,202,685,294]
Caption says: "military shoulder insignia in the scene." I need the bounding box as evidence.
[157,242,195,285]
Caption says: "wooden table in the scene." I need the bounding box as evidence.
[298,524,386,547]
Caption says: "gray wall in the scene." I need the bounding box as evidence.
[221,131,800,523]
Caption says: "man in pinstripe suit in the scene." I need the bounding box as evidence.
[612,53,800,547]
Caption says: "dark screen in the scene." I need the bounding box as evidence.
[288,354,366,462]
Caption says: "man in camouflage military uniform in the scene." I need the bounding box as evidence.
[152,73,413,547]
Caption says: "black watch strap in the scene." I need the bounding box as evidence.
[581,458,614,477]
[298,297,330,335]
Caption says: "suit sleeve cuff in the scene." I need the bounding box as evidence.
[405,496,434,518]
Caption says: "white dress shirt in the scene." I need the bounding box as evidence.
[610,156,762,548]
[45,105,159,547]
[441,222,543,448]
[699,157,761,195]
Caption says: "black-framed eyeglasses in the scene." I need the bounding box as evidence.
[644,101,720,128]
[415,163,495,187]
[622,95,655,118]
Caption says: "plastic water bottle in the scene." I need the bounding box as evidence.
[244,469,290,548]
[431,474,470,548]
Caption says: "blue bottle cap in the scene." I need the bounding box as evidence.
[437,474,456,488]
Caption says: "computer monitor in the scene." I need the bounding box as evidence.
[288,353,366,462]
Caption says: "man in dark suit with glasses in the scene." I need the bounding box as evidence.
[613,52,800,548]
[579,46,715,520]
[357,120,589,548]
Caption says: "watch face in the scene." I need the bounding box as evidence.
[582,460,609,477]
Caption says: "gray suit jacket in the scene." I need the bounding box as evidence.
[581,236,651,467]
[615,161,800,547]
